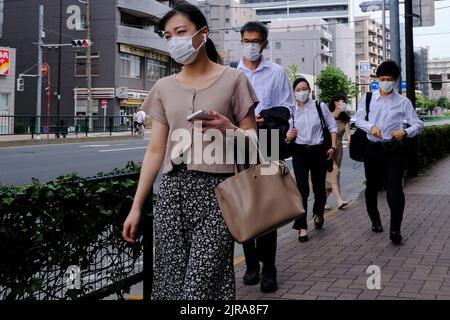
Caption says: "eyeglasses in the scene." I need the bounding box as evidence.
[241,39,264,45]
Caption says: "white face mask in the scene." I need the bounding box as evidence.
[242,43,262,61]
[167,29,206,65]
[379,80,395,93]
[340,103,348,112]
[295,90,310,103]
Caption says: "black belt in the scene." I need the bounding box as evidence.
[292,143,324,150]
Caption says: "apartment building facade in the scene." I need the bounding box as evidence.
[354,16,391,95]
[0,0,195,117]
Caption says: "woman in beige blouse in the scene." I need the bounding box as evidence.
[325,94,351,210]
[122,4,258,300]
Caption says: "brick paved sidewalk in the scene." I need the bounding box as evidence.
[236,156,450,300]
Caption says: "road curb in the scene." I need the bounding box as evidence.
[0,135,143,148]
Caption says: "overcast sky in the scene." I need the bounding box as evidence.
[354,0,450,59]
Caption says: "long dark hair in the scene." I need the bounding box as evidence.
[158,4,222,65]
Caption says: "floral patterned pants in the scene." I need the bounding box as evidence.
[151,165,235,300]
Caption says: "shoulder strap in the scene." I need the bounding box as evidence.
[365,92,372,121]
[315,100,327,129]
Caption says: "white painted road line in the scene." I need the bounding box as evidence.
[79,145,111,148]
[98,147,148,153]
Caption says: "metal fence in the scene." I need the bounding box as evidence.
[0,172,153,300]
[0,115,134,137]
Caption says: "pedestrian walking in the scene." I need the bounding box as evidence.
[237,21,296,293]
[325,94,351,210]
[286,78,338,243]
[355,60,424,244]
[122,4,259,300]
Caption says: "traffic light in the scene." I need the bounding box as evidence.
[17,78,24,92]
[71,39,92,48]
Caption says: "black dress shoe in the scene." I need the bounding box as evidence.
[390,231,403,244]
[371,222,384,233]
[243,268,260,285]
[298,234,309,242]
[314,215,324,230]
[260,270,277,293]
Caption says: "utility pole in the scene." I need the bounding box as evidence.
[390,0,401,92]
[36,5,44,138]
[405,0,416,106]
[57,0,62,117]
[85,0,93,129]
[381,0,387,61]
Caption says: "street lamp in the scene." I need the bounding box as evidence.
[312,50,334,100]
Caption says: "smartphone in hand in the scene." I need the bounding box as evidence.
[186,110,215,121]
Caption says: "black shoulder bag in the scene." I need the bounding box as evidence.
[349,92,372,162]
[315,101,333,172]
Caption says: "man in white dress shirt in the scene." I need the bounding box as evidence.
[356,61,424,244]
[237,21,296,293]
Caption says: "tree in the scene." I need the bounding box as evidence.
[286,64,298,84]
[416,94,437,114]
[437,96,450,109]
[315,65,357,104]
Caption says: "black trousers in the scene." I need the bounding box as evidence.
[242,230,277,273]
[363,142,406,232]
[291,144,328,230]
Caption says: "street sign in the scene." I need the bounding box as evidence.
[359,61,371,78]
[413,0,435,27]
[401,80,407,89]
[101,99,107,108]
[371,81,379,91]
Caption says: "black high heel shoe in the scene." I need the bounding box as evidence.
[314,215,324,230]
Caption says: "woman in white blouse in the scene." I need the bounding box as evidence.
[286,78,338,243]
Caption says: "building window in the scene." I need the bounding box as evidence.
[146,59,168,81]
[75,52,99,77]
[301,57,305,63]
[355,32,364,38]
[355,43,363,48]
[225,18,230,23]
[275,58,281,65]
[0,93,9,112]
[120,53,141,79]
[275,42,281,49]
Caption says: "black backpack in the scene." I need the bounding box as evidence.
[349,92,372,162]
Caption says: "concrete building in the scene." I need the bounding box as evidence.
[0,0,196,117]
[428,57,450,100]
[414,47,429,97]
[241,0,355,26]
[354,15,391,95]
[328,23,355,82]
[199,0,256,64]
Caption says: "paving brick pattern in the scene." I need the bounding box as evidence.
[236,157,450,300]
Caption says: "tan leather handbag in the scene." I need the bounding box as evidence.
[214,160,305,243]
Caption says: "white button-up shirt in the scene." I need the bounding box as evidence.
[289,99,338,145]
[237,57,296,115]
[355,91,424,142]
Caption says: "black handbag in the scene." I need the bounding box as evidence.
[315,101,333,172]
[350,92,372,162]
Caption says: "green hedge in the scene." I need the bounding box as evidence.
[416,124,450,172]
[0,161,148,300]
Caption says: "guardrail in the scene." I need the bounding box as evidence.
[0,115,135,138]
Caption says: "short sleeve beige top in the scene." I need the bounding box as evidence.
[141,67,259,175]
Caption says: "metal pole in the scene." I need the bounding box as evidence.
[57,0,63,136]
[405,0,416,106]
[47,63,51,136]
[86,0,93,130]
[381,0,387,61]
[36,5,44,138]
[390,0,401,92]
[287,0,290,19]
